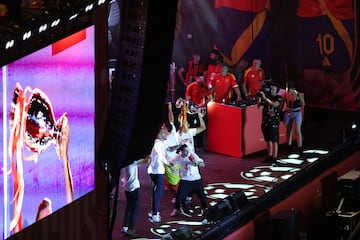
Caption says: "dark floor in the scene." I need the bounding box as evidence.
[110,107,360,240]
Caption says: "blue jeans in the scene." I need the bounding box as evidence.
[149,174,165,214]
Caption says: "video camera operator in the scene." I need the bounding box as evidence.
[257,81,282,164]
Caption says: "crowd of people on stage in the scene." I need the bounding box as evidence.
[118,48,306,237]
[174,49,305,160]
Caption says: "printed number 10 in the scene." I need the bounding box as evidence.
[316,33,334,55]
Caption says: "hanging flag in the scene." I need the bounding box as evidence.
[214,0,271,66]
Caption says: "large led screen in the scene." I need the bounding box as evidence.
[1,26,95,239]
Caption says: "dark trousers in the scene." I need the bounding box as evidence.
[175,179,207,210]
[123,188,140,229]
[149,174,165,214]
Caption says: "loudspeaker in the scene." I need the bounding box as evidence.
[122,0,178,165]
[170,226,194,240]
[337,170,360,212]
[270,209,301,240]
[254,210,271,240]
[101,0,178,169]
[203,191,248,223]
[203,198,233,223]
[321,171,338,213]
[228,190,249,210]
[337,211,360,240]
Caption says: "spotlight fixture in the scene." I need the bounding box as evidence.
[342,121,360,144]
[0,27,15,50]
[98,0,106,6]
[69,13,79,21]
[5,39,15,49]
[85,3,94,12]
[38,23,48,33]
[22,30,32,40]
[51,19,61,28]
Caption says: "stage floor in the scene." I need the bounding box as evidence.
[111,108,360,240]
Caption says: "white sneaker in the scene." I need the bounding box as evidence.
[147,212,153,218]
[149,213,161,223]
[201,219,208,225]
[121,226,128,233]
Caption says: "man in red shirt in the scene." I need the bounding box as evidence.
[184,72,210,150]
[178,53,205,87]
[211,63,242,104]
[204,49,222,88]
[185,72,211,109]
[242,58,266,97]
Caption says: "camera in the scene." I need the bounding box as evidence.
[256,84,271,99]
[255,81,271,105]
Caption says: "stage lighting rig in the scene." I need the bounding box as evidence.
[0,25,16,49]
[0,0,109,66]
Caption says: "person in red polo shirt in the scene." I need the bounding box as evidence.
[204,49,222,88]
[178,53,205,87]
[211,63,242,104]
[185,72,211,150]
[185,72,211,109]
[242,58,266,97]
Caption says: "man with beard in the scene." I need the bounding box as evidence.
[205,49,223,88]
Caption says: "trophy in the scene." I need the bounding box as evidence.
[7,82,74,233]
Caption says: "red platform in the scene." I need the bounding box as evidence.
[207,102,289,158]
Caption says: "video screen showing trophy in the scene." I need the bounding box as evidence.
[1,26,95,238]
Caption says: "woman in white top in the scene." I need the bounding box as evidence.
[147,124,173,223]
[169,144,207,217]
[121,156,149,236]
